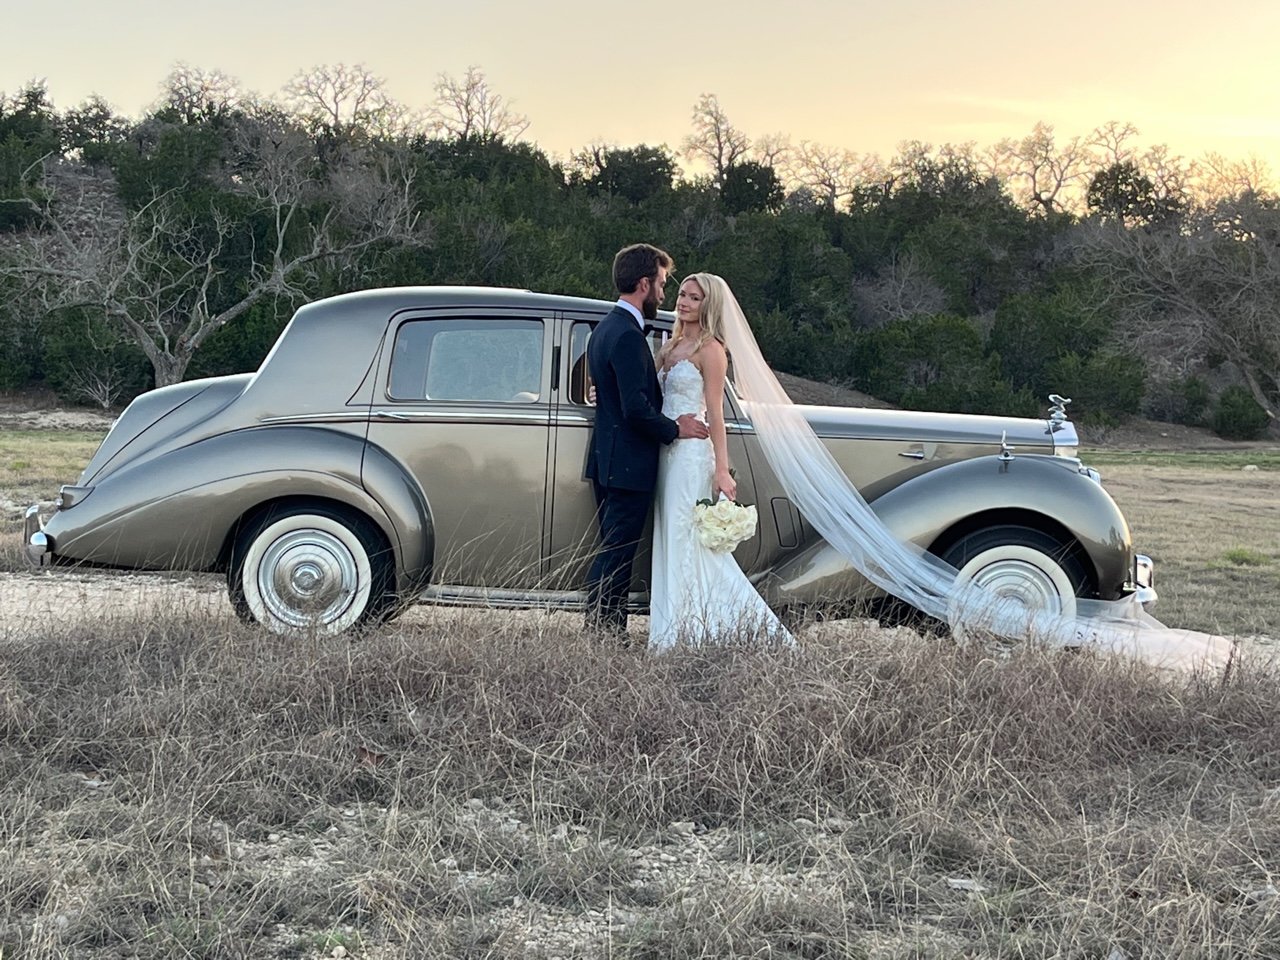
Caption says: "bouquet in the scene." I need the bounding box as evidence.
[693,494,758,553]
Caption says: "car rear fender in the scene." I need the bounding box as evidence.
[44,427,431,595]
[762,454,1132,608]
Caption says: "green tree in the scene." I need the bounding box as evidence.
[570,144,676,205]
[720,160,784,215]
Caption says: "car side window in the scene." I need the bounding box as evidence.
[568,321,668,405]
[389,318,543,402]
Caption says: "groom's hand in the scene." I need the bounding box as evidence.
[676,414,710,439]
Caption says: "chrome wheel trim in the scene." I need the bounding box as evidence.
[241,515,373,634]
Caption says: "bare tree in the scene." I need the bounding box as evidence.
[284,62,409,137]
[682,93,751,188]
[1079,192,1280,422]
[787,141,863,208]
[1192,152,1275,206]
[994,122,1091,215]
[157,63,245,123]
[3,116,425,387]
[851,252,947,327]
[1088,120,1141,168]
[752,132,792,170]
[427,66,529,141]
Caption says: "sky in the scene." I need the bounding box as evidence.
[6,0,1279,171]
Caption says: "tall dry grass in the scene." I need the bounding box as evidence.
[2,608,1278,957]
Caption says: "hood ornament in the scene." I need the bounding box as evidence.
[999,430,1016,462]
[1047,394,1072,432]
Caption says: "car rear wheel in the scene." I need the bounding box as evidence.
[937,524,1092,639]
[229,504,392,635]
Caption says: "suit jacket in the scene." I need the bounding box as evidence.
[585,305,679,491]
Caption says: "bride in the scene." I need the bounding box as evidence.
[649,273,792,649]
[649,272,1234,671]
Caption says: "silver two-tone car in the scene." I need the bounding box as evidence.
[24,286,1155,633]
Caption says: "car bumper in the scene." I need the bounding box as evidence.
[24,504,52,566]
[1124,553,1157,608]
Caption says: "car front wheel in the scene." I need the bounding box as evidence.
[229,504,392,634]
[937,524,1092,636]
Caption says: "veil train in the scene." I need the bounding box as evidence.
[710,277,1236,672]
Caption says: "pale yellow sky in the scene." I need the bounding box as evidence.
[6,0,1278,169]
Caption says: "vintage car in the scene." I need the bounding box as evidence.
[25,286,1155,634]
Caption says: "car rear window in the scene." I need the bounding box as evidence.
[389,319,544,402]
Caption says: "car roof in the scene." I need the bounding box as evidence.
[246,286,673,418]
[302,285,612,317]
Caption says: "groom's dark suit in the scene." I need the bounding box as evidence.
[584,305,680,633]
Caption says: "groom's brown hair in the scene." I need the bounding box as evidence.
[612,243,674,295]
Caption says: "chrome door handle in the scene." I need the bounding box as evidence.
[898,451,925,460]
[373,410,412,421]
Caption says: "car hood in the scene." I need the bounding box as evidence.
[776,404,1058,449]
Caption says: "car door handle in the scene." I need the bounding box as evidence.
[898,451,925,460]
[373,410,412,421]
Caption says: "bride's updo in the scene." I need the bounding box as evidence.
[670,273,729,352]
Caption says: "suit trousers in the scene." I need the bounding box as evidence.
[584,480,651,634]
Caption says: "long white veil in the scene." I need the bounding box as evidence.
[708,275,1235,672]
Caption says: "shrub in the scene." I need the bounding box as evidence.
[1144,375,1210,426]
[42,310,151,409]
[1211,386,1271,440]
[1042,351,1145,424]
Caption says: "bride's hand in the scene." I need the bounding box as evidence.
[715,469,737,502]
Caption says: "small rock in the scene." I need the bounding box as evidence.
[1243,464,1260,472]
[946,877,987,893]
[342,808,357,818]
[267,833,280,843]
[823,817,854,832]
[331,947,348,959]
[466,797,486,811]
[669,821,696,837]
[792,817,816,829]
[1106,949,1128,960]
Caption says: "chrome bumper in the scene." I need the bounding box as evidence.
[24,504,51,566]
[1127,553,1157,607]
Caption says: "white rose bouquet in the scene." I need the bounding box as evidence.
[693,494,758,553]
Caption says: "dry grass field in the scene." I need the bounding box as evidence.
[2,418,1279,958]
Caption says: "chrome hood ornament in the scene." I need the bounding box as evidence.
[1047,394,1072,432]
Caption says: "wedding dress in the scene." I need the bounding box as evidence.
[649,359,793,649]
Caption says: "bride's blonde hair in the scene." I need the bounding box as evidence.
[666,273,728,356]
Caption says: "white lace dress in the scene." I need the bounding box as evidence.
[649,359,793,649]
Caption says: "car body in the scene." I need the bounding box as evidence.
[25,286,1156,633]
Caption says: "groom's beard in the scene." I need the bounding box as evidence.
[642,286,660,321]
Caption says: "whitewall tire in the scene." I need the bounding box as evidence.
[938,525,1091,641]
[229,506,390,635]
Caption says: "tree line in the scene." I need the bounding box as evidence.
[1,65,1276,440]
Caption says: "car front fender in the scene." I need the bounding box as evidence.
[41,426,432,595]
[761,454,1133,608]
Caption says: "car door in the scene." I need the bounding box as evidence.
[545,312,761,601]
[364,308,554,590]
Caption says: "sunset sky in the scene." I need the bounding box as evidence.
[6,0,1279,171]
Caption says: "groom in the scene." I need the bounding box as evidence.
[584,243,709,637]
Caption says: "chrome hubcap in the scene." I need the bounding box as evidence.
[258,530,358,627]
[969,560,1063,612]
